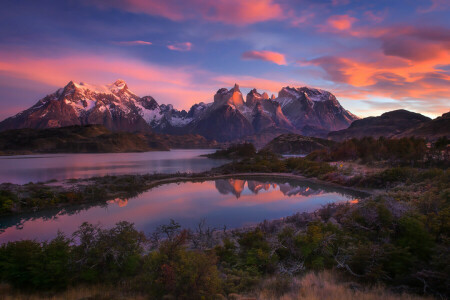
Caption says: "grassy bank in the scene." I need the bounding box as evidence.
[0,271,433,300]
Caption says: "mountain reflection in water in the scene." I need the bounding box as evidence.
[0,177,366,243]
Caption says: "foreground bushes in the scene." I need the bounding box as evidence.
[0,191,448,298]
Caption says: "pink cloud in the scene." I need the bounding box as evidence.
[0,51,296,113]
[115,40,152,46]
[0,51,214,110]
[242,50,287,65]
[89,0,283,25]
[326,15,357,31]
[167,42,192,51]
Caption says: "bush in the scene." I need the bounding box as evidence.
[142,230,221,299]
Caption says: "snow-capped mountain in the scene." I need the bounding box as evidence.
[275,86,358,132]
[0,80,359,141]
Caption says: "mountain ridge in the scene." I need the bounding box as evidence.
[327,109,449,141]
[0,80,359,142]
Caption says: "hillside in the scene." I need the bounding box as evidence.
[263,133,336,155]
[0,125,221,155]
[394,112,450,140]
[328,110,431,141]
[0,125,168,155]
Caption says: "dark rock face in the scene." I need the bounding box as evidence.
[328,109,432,141]
[0,80,359,142]
[192,105,254,141]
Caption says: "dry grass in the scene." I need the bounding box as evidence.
[0,272,435,300]
[255,271,434,300]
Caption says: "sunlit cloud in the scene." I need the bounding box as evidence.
[326,15,357,31]
[242,50,287,65]
[167,42,192,51]
[88,0,283,25]
[302,49,450,117]
[114,40,152,46]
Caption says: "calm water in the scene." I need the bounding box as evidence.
[0,150,227,184]
[0,177,365,242]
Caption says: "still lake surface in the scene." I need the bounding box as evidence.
[0,176,364,242]
[0,149,227,184]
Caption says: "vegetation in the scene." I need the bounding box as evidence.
[1,166,448,298]
[0,136,448,298]
[204,143,257,159]
[307,136,448,167]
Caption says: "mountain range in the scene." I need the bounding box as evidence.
[0,80,358,142]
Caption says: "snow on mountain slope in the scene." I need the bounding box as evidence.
[0,80,359,141]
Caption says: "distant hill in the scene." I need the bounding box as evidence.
[393,112,450,140]
[0,125,220,155]
[328,110,432,141]
[263,133,335,155]
[0,125,167,155]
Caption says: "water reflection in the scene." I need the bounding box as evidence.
[0,177,367,243]
[0,149,228,184]
[216,178,325,198]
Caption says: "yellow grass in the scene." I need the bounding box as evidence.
[0,271,434,300]
[256,271,434,300]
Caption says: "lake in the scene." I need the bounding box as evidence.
[0,149,228,184]
[0,177,365,242]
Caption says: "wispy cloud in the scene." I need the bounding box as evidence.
[115,40,152,46]
[242,50,287,65]
[88,0,283,25]
[167,42,192,51]
[417,0,450,13]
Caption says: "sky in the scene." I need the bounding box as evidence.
[0,0,449,120]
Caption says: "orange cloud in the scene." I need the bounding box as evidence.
[305,50,450,117]
[327,15,357,31]
[242,50,287,65]
[89,0,283,25]
[167,42,192,51]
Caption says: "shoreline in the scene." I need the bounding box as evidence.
[0,171,373,218]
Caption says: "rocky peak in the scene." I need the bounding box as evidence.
[246,89,269,107]
[138,96,159,110]
[111,79,128,92]
[213,84,244,109]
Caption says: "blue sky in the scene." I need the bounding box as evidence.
[0,0,449,119]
